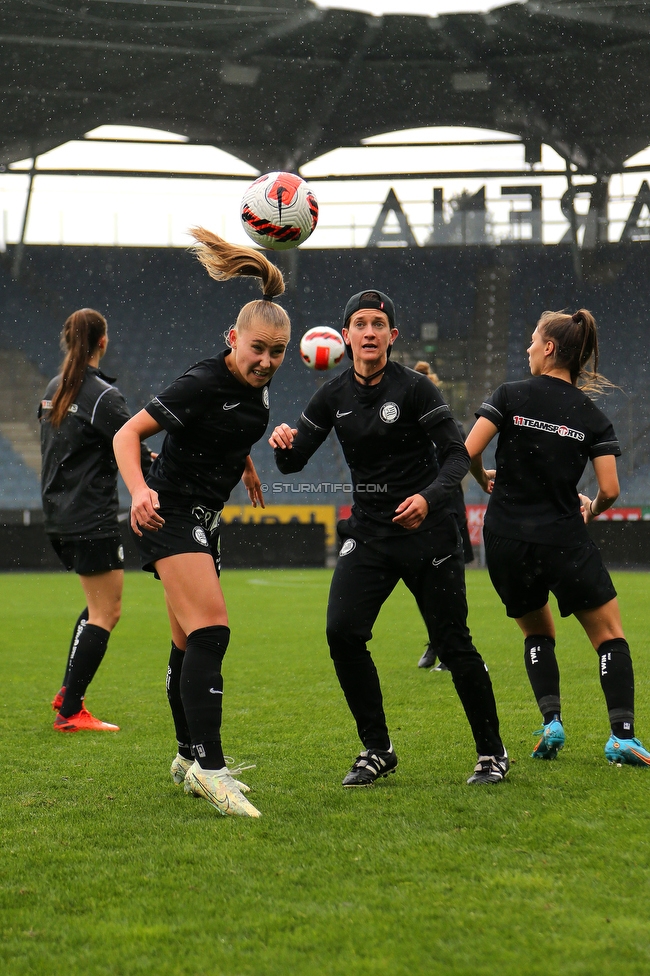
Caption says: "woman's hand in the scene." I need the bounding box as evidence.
[269,424,297,450]
[479,468,496,494]
[130,485,165,536]
[242,456,265,509]
[393,493,429,529]
[579,493,596,524]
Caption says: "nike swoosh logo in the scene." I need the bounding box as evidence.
[432,555,452,567]
[336,410,352,418]
[209,687,223,695]
[223,402,240,410]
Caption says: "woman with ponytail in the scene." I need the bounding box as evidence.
[466,308,650,768]
[113,230,291,819]
[40,308,152,733]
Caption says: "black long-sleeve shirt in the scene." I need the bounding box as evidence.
[274,361,469,537]
[39,366,150,538]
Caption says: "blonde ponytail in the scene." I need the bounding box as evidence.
[190,227,290,335]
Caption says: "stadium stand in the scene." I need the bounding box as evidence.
[0,433,40,508]
[1,242,649,508]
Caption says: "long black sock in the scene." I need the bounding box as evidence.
[180,625,230,770]
[598,638,635,738]
[62,608,89,687]
[449,652,504,756]
[166,642,192,760]
[59,624,110,717]
[524,635,561,724]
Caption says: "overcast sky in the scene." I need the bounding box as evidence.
[313,0,520,15]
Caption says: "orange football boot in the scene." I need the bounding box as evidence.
[53,706,119,732]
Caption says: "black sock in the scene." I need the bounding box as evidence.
[180,625,230,770]
[524,635,561,724]
[598,638,635,738]
[59,624,110,717]
[166,642,193,760]
[62,608,89,687]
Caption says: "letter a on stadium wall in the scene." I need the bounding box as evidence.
[368,188,418,247]
[621,181,650,242]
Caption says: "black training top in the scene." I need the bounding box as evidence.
[476,375,621,547]
[40,366,149,538]
[144,349,270,509]
[274,360,470,537]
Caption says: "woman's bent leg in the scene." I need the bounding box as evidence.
[164,598,192,765]
[515,607,562,726]
[57,570,123,721]
[156,553,228,770]
[575,600,635,738]
[326,539,399,752]
[405,547,504,759]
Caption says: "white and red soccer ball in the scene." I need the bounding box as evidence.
[240,172,318,250]
[300,327,346,371]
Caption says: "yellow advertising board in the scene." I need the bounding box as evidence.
[221,504,337,547]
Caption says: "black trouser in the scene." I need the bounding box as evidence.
[326,526,503,756]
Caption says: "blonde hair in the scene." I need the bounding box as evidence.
[414,361,440,384]
[190,227,290,335]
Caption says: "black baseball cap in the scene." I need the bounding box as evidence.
[343,290,395,330]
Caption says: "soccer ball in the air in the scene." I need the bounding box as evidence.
[240,172,318,250]
[300,327,346,371]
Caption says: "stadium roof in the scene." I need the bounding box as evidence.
[1,0,650,175]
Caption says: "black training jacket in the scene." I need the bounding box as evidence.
[39,366,150,538]
[274,360,469,537]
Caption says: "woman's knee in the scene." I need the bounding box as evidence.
[326,621,369,661]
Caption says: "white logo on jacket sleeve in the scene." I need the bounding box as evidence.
[263,387,270,409]
[339,538,356,556]
[192,526,210,547]
[380,402,400,423]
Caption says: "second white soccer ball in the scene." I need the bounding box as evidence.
[300,327,346,371]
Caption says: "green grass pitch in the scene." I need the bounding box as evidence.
[2,568,650,976]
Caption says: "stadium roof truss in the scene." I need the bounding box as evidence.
[2,0,650,179]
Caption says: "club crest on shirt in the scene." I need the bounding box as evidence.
[339,538,356,556]
[192,525,210,547]
[263,387,270,409]
[380,402,400,424]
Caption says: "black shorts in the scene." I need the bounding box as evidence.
[483,527,617,618]
[131,503,221,578]
[50,535,125,575]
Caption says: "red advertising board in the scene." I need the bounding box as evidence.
[466,505,487,546]
[593,508,641,521]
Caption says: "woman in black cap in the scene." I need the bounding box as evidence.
[270,290,508,786]
[114,230,291,818]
